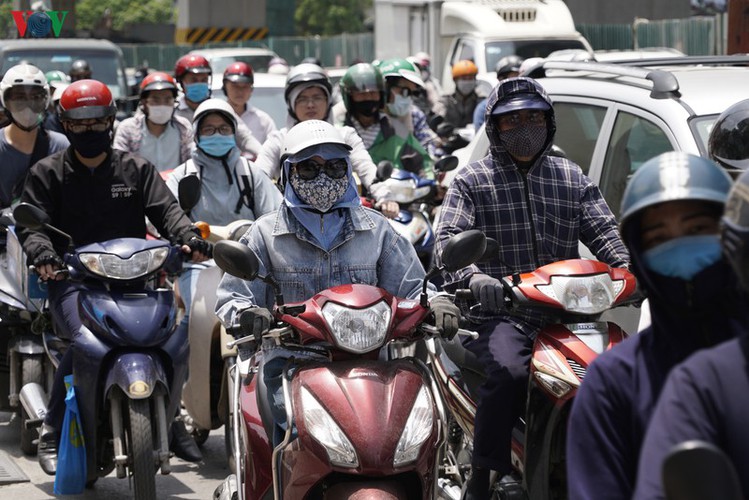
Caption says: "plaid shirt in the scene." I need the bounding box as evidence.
[435,78,629,335]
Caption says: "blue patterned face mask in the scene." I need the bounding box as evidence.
[290,169,349,212]
[643,234,722,281]
[184,82,210,103]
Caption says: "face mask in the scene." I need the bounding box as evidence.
[290,170,349,212]
[421,70,430,82]
[147,105,174,125]
[387,94,412,117]
[67,129,111,158]
[351,99,380,118]
[643,234,722,281]
[500,125,547,159]
[10,106,43,131]
[184,82,210,103]
[198,134,236,157]
[456,80,476,95]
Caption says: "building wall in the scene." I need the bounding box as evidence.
[565,0,692,24]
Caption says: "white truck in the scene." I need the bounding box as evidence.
[374,0,593,94]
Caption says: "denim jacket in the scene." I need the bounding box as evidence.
[215,204,431,326]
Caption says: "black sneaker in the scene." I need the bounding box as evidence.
[38,423,58,476]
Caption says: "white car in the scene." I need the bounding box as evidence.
[211,72,288,129]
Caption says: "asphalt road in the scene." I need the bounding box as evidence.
[0,411,230,499]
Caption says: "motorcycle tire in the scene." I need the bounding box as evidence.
[19,354,43,455]
[127,398,157,500]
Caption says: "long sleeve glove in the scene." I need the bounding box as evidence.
[469,273,505,313]
[429,295,461,340]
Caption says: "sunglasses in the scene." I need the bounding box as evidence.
[293,158,348,180]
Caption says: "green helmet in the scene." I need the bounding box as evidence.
[378,58,425,90]
[45,70,69,86]
[340,63,384,112]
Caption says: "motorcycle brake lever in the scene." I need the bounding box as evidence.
[457,329,479,340]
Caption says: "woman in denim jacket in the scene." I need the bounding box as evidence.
[215,119,460,443]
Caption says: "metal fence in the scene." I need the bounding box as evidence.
[120,15,727,71]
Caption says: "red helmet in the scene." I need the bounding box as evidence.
[223,62,254,85]
[58,79,116,120]
[174,54,212,81]
[140,71,178,97]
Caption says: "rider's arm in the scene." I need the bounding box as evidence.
[433,177,479,288]
[254,130,284,182]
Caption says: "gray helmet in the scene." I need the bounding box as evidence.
[495,55,523,80]
[721,169,749,289]
[620,151,732,244]
[284,63,332,119]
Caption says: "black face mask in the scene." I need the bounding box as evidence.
[67,129,112,158]
[351,99,380,118]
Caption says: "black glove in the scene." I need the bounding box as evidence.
[33,250,64,270]
[236,307,274,343]
[430,295,461,340]
[469,273,504,313]
[186,237,213,258]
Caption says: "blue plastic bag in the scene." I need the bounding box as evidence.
[53,374,87,495]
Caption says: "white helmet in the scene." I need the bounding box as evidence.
[0,63,50,109]
[192,98,238,137]
[283,119,351,157]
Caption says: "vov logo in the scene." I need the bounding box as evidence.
[11,9,69,38]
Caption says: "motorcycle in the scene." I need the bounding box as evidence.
[14,202,188,499]
[212,230,487,500]
[0,208,52,455]
[662,440,743,500]
[428,254,638,499]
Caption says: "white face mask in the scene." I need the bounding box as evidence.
[387,94,412,117]
[147,105,174,125]
[10,106,43,130]
[456,80,477,95]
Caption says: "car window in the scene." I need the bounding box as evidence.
[484,40,588,73]
[553,102,607,175]
[600,111,673,217]
[456,41,476,65]
[209,55,274,75]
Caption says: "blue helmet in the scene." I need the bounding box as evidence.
[620,151,732,244]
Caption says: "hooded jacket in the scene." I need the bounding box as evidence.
[434,77,629,333]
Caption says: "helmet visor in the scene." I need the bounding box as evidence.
[492,94,550,116]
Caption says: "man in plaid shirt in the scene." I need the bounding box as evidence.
[434,77,630,499]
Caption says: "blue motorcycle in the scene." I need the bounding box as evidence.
[14,203,187,498]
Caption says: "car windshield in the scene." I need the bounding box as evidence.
[2,50,127,99]
[485,40,587,72]
[210,55,274,75]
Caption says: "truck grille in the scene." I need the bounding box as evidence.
[475,0,538,22]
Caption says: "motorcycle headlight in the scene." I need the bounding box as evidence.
[301,386,358,468]
[321,300,391,354]
[535,274,625,314]
[393,385,434,467]
[78,247,170,280]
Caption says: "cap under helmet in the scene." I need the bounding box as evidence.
[284,63,332,118]
[340,63,384,111]
[58,79,116,120]
[708,98,749,176]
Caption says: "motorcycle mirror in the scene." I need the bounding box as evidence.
[434,155,459,173]
[13,203,49,230]
[376,160,393,181]
[480,238,500,261]
[213,240,260,281]
[662,440,742,500]
[178,174,201,212]
[436,122,455,138]
[441,230,487,272]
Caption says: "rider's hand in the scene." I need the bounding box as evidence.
[469,273,504,313]
[376,200,399,219]
[430,295,461,340]
[33,251,64,281]
[236,307,274,343]
[181,237,212,262]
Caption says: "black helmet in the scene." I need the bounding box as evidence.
[721,169,749,289]
[69,59,92,81]
[708,98,749,177]
[340,63,384,112]
[495,55,523,80]
[300,56,322,66]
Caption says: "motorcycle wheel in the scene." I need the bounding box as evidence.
[127,398,157,500]
[19,355,43,455]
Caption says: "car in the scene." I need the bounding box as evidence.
[210,72,288,129]
[447,55,749,333]
[188,47,280,81]
[0,38,133,115]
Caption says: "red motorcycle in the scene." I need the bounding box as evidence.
[428,257,638,500]
[212,231,487,500]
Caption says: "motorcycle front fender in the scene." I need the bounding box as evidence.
[8,334,45,355]
[104,353,168,400]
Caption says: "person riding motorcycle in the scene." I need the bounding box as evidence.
[409,51,442,115]
[16,79,212,475]
[473,55,524,131]
[566,151,749,500]
[173,54,262,159]
[113,71,193,172]
[215,119,460,443]
[43,70,70,134]
[68,59,92,82]
[254,63,398,218]
[0,64,69,208]
[433,59,483,129]
[434,76,630,500]
[632,166,749,499]
[222,62,277,145]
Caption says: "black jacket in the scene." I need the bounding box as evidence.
[18,147,198,262]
